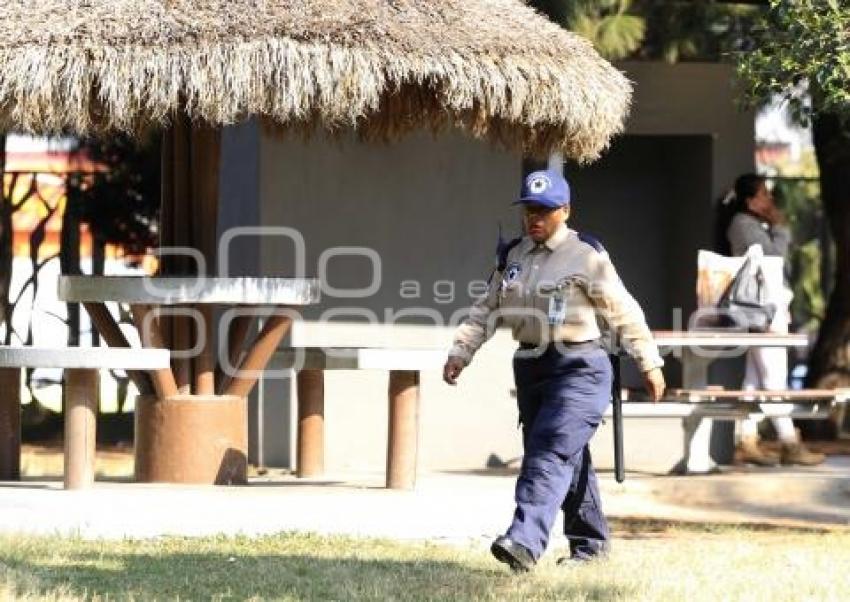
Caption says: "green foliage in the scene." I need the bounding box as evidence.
[528,0,647,60]
[738,0,850,122]
[574,11,646,60]
[528,0,758,63]
[71,133,160,257]
[638,1,759,63]
[772,178,829,332]
[567,0,646,60]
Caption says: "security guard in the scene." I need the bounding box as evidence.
[443,169,665,571]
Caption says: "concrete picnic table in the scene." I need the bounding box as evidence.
[58,275,320,484]
[652,330,811,474]
[272,347,447,490]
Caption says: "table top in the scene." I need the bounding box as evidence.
[652,330,809,348]
[273,347,447,371]
[58,276,320,306]
[0,346,170,370]
[666,388,850,401]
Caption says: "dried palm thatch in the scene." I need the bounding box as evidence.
[0,0,631,160]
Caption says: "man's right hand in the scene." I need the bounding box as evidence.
[443,357,466,385]
[642,367,666,402]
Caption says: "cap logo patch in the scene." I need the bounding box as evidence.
[527,174,551,194]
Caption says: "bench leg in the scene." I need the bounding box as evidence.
[296,369,325,478]
[386,370,419,490]
[680,413,716,474]
[0,368,21,481]
[64,368,99,490]
[677,349,717,474]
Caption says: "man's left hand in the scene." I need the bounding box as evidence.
[642,368,665,402]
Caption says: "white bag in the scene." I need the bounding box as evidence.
[695,245,790,331]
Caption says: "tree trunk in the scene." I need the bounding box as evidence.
[806,113,850,387]
[0,135,14,344]
[61,179,82,347]
[91,234,106,346]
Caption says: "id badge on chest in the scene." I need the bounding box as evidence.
[548,294,567,325]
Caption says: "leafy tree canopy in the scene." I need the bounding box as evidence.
[72,133,160,258]
[528,0,759,62]
[738,0,850,122]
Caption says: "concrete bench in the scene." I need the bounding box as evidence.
[271,347,446,490]
[0,346,170,489]
[668,388,849,473]
[617,388,850,474]
[513,384,848,473]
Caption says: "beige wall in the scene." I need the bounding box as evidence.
[256,129,524,471]
[620,60,756,199]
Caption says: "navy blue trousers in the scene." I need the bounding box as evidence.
[505,344,612,561]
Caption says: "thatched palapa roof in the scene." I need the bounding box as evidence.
[0,1,631,160]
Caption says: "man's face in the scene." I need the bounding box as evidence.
[522,203,568,242]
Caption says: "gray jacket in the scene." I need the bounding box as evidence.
[727,212,791,258]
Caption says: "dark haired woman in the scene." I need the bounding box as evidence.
[718,174,824,466]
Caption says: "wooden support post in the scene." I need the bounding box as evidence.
[160,117,221,396]
[0,368,21,481]
[64,368,99,489]
[215,313,255,395]
[386,370,420,490]
[161,117,192,393]
[83,302,154,395]
[194,305,215,395]
[224,314,292,399]
[227,314,255,368]
[131,304,179,399]
[173,317,193,394]
[296,369,325,478]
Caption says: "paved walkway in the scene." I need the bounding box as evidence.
[1,457,848,540]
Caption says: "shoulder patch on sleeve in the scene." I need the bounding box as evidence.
[577,231,606,253]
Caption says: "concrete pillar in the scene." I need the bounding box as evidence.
[386,370,420,490]
[296,369,325,477]
[64,368,99,489]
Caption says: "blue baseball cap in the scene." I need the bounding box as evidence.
[514,169,570,208]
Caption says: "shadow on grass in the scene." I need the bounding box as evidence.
[0,539,640,601]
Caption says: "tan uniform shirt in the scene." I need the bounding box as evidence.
[449,224,663,372]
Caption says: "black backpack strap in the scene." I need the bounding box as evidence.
[497,236,523,272]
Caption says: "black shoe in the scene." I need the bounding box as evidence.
[557,552,606,567]
[490,536,535,573]
[556,556,590,568]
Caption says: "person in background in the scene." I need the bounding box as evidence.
[716,173,825,466]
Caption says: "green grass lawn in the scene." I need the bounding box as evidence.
[1,521,848,601]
